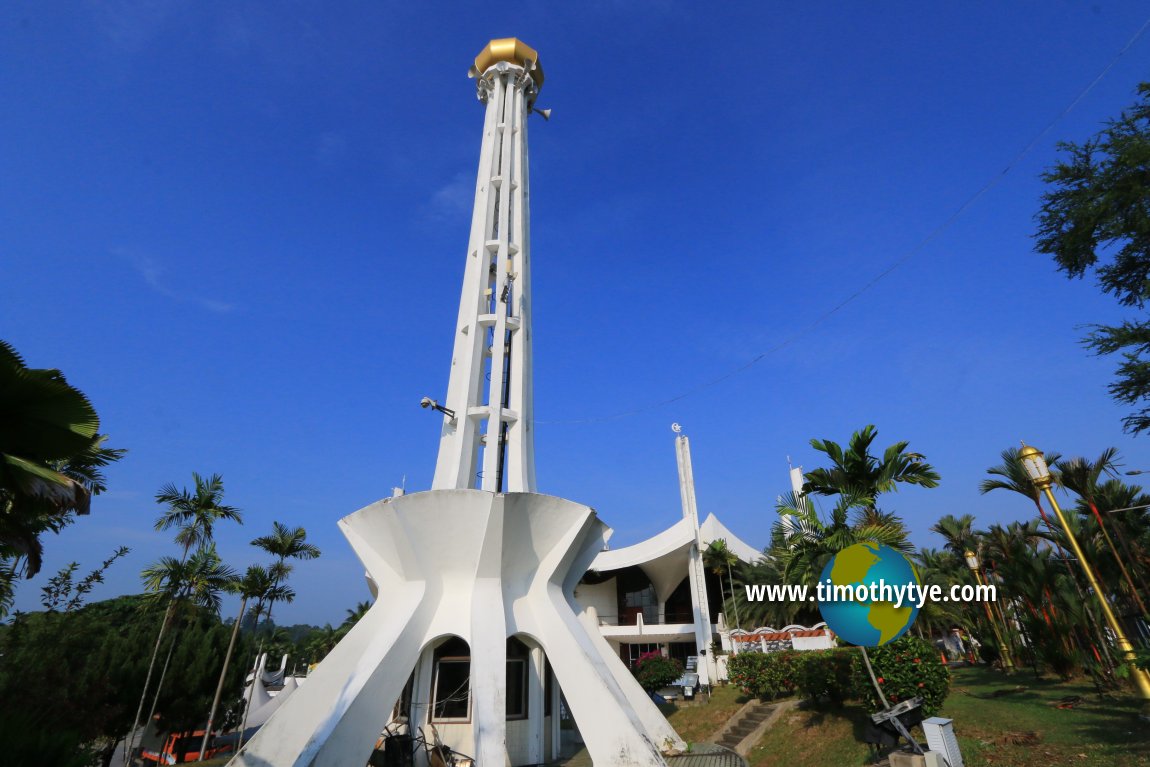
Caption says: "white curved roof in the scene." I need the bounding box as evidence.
[699,514,761,563]
[592,513,761,571]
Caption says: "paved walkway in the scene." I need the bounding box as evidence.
[546,743,745,767]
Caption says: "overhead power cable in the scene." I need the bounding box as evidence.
[536,13,1150,426]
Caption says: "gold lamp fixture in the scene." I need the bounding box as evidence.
[963,549,1015,671]
[1020,443,1150,700]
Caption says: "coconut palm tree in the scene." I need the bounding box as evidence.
[141,545,237,619]
[306,624,342,662]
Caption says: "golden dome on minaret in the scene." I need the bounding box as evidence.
[471,38,543,89]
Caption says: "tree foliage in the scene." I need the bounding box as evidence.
[0,339,125,609]
[41,546,131,612]
[0,595,252,764]
[802,425,940,514]
[1036,82,1150,433]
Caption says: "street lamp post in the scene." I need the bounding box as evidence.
[964,549,1015,672]
[1019,444,1150,701]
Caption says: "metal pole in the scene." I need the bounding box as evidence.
[1041,486,1150,700]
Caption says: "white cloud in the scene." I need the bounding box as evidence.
[428,172,474,220]
[114,247,236,314]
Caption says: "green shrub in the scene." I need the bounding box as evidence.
[727,650,770,698]
[728,638,950,714]
[849,636,951,716]
[796,649,854,706]
[632,652,684,692]
[727,650,800,699]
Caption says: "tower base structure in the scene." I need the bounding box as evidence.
[228,490,684,767]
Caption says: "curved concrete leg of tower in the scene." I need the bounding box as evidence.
[227,489,683,767]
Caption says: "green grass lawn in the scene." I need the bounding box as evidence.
[746,665,1150,767]
[182,669,1150,766]
[661,684,753,747]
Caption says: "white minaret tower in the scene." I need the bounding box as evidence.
[229,40,684,767]
[672,426,719,686]
[432,39,538,494]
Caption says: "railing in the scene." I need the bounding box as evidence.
[597,612,699,627]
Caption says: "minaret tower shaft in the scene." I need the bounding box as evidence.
[432,38,541,494]
[229,40,684,767]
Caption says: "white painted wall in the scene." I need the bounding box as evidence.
[574,579,617,624]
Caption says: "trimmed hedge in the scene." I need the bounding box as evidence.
[728,649,798,699]
[727,636,950,715]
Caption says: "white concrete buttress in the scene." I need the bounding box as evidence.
[228,491,681,767]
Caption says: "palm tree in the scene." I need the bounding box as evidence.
[980,447,1063,534]
[802,425,940,510]
[1092,479,1150,595]
[774,489,911,588]
[154,473,242,558]
[137,546,237,750]
[341,600,373,630]
[250,521,320,630]
[1057,450,1148,615]
[703,540,741,630]
[913,548,969,637]
[125,474,242,766]
[305,624,342,663]
[930,514,979,558]
[200,565,283,758]
[141,545,237,617]
[239,522,318,748]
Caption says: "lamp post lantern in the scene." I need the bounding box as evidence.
[1019,444,1150,700]
[964,549,1015,671]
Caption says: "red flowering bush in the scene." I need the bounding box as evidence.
[849,636,950,716]
[632,651,684,692]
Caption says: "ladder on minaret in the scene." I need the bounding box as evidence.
[431,39,542,494]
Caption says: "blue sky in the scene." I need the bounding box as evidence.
[5,2,1150,626]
